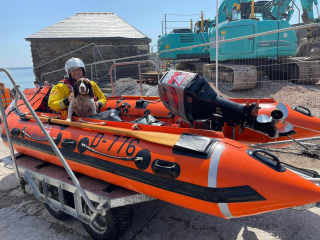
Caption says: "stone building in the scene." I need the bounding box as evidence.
[26,12,151,84]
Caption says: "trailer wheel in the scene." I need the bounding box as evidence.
[82,203,133,240]
[39,181,70,220]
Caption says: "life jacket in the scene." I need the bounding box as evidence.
[1,88,13,108]
[62,78,75,93]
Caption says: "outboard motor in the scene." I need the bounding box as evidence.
[158,70,294,138]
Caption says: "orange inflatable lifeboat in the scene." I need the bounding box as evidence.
[103,71,320,146]
[103,96,320,146]
[2,71,320,219]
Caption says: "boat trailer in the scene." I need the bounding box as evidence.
[0,154,154,224]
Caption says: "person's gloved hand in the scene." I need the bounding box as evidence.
[95,101,102,112]
[68,92,74,102]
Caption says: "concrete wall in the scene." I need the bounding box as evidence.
[29,39,150,84]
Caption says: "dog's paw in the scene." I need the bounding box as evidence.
[66,118,71,122]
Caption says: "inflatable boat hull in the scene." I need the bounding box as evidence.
[2,87,320,218]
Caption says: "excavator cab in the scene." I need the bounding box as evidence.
[231,1,269,21]
[194,20,214,33]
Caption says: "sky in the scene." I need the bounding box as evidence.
[0,0,309,68]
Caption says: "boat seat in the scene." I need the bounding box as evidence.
[131,114,165,126]
[88,109,123,122]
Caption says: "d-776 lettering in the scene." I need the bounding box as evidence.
[91,134,140,156]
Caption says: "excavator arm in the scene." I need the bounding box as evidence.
[267,0,320,23]
[300,0,320,23]
[267,0,296,21]
[217,0,320,23]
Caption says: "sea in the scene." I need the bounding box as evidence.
[0,68,37,91]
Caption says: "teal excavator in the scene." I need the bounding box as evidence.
[158,0,320,90]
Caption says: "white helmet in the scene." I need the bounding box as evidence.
[65,57,85,75]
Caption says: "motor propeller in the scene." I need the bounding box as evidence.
[256,103,293,134]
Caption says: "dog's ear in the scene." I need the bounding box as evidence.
[88,81,94,99]
[73,81,79,98]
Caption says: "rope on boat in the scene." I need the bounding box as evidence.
[287,135,319,158]
[78,118,106,125]
[22,130,57,141]
[81,143,143,162]
[250,124,320,158]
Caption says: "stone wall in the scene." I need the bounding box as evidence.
[29,39,150,84]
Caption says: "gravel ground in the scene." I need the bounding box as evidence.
[217,80,320,117]
[114,78,159,96]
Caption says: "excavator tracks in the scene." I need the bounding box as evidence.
[278,58,320,85]
[179,58,319,91]
[203,63,258,90]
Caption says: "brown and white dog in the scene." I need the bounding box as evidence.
[66,78,96,121]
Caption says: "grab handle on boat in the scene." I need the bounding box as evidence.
[248,149,284,172]
[152,160,181,178]
[61,139,77,151]
[10,128,21,137]
[292,106,312,117]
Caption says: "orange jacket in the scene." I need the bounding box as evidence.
[1,88,12,108]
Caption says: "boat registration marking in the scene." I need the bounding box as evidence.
[106,134,140,156]
[88,133,141,157]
